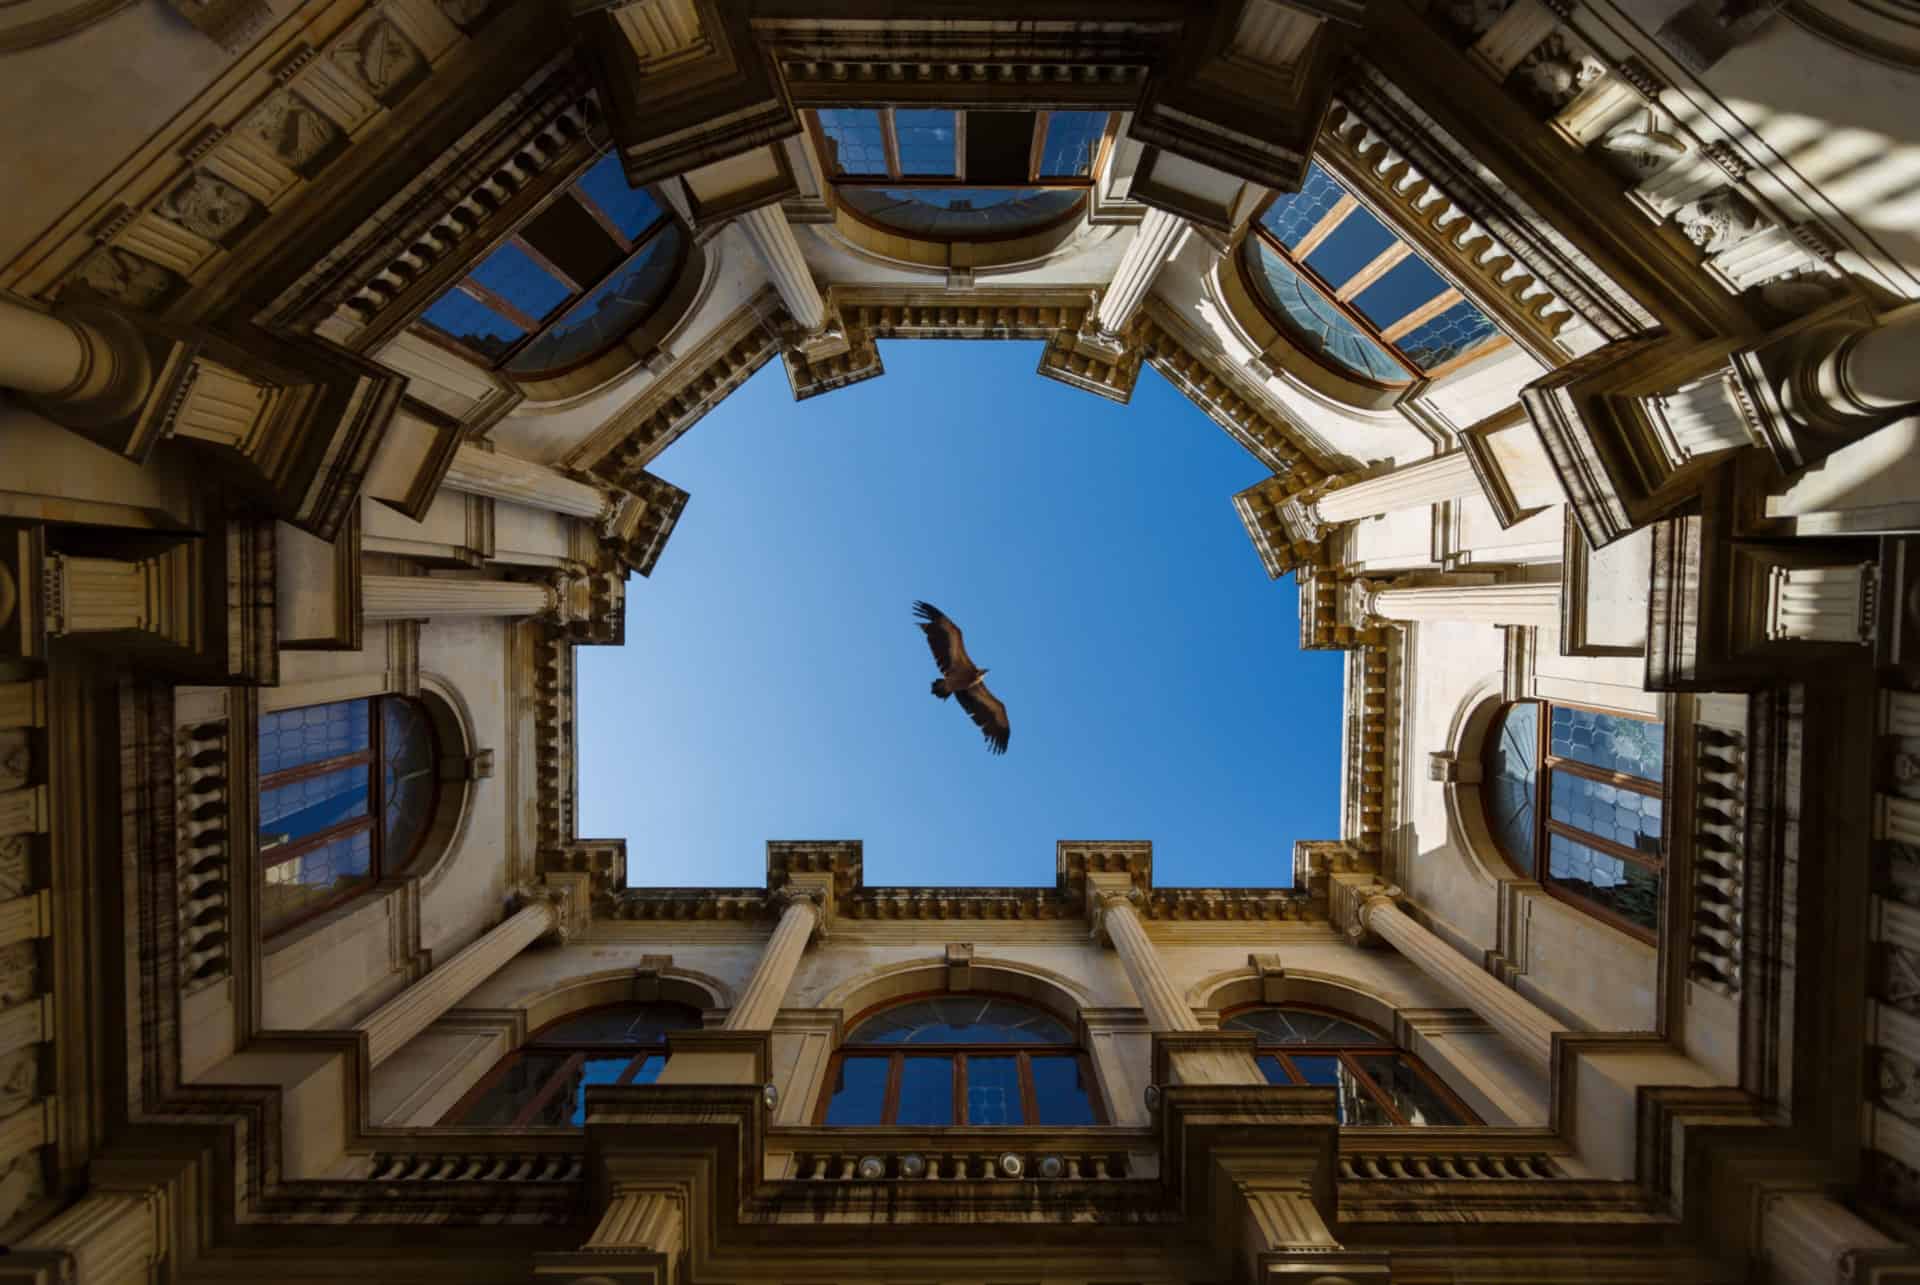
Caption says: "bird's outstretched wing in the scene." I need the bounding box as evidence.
[912,601,972,673]
[955,682,1011,755]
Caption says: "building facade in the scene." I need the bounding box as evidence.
[1,0,1918,1279]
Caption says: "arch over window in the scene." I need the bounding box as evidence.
[440,1002,703,1127]
[1240,161,1505,388]
[1482,700,1666,940]
[256,696,439,936]
[816,994,1102,1126]
[412,150,689,381]
[1223,1004,1476,1126]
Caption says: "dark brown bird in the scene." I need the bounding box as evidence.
[913,601,1010,755]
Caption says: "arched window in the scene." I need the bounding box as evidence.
[1223,1005,1475,1126]
[440,1002,703,1127]
[816,994,1102,1126]
[413,149,688,380]
[1482,700,1666,940]
[256,696,438,936]
[806,108,1109,241]
[1241,161,1505,387]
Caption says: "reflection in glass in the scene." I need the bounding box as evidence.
[1039,110,1106,176]
[506,225,684,375]
[1550,771,1663,857]
[573,151,665,238]
[1486,702,1540,876]
[539,1007,698,1044]
[1350,254,1450,331]
[894,109,957,175]
[849,997,1072,1045]
[421,289,523,360]
[459,1053,570,1126]
[1030,1055,1097,1125]
[1550,706,1665,781]
[1357,1055,1464,1126]
[895,1056,955,1126]
[824,1056,890,1125]
[1258,164,1346,249]
[1243,240,1406,384]
[468,242,570,321]
[817,108,888,175]
[966,1055,1023,1125]
[1548,834,1661,931]
[837,187,1082,239]
[1224,1008,1387,1046]
[1398,298,1500,370]
[259,767,368,843]
[1303,205,1396,291]
[258,700,368,775]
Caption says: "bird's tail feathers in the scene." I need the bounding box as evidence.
[931,678,950,699]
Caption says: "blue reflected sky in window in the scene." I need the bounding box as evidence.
[1258,163,1344,250]
[573,152,664,239]
[260,769,367,842]
[1030,1055,1096,1125]
[468,242,570,321]
[895,1057,955,1125]
[1486,702,1539,875]
[258,700,368,775]
[1397,298,1499,370]
[1350,253,1451,332]
[1550,707,1664,782]
[841,188,1082,238]
[1223,1007,1388,1045]
[1039,110,1106,176]
[1244,241,1406,384]
[894,109,956,175]
[1303,205,1396,292]
[421,289,523,357]
[849,996,1072,1044]
[506,224,683,375]
[824,1056,889,1124]
[1550,771,1663,857]
[818,108,888,175]
[965,1055,1023,1124]
[1547,833,1661,931]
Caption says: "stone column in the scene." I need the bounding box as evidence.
[1759,1189,1920,1283]
[1763,564,1874,644]
[737,205,826,333]
[1313,452,1483,526]
[1653,372,1756,463]
[1812,309,1920,418]
[440,445,616,522]
[15,1189,166,1284]
[723,889,821,1031]
[1094,207,1189,338]
[1092,889,1197,1034]
[356,895,561,1067]
[1354,887,1557,1069]
[584,1187,684,1253]
[362,574,556,621]
[0,296,135,403]
[1358,579,1561,629]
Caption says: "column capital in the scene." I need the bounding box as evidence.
[1084,870,1143,945]
[1330,874,1402,946]
[771,882,829,940]
[511,881,575,945]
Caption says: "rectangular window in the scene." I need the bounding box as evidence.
[895,1055,956,1126]
[824,1056,890,1125]
[964,1054,1024,1125]
[1030,1055,1098,1125]
[893,109,958,176]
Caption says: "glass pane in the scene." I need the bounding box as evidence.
[573,151,664,238]
[965,1055,1024,1125]
[569,1055,634,1124]
[1355,1054,1464,1126]
[1243,240,1407,384]
[420,288,525,361]
[258,700,369,775]
[382,698,437,867]
[1351,253,1452,331]
[1257,1054,1291,1086]
[1548,833,1662,932]
[536,1003,702,1045]
[468,242,570,322]
[259,766,368,844]
[1396,298,1500,370]
[1486,702,1540,875]
[817,108,888,175]
[824,1056,889,1125]
[1222,1007,1389,1046]
[893,109,957,175]
[895,1056,955,1126]
[629,1053,667,1084]
[261,829,373,933]
[836,187,1082,239]
[1030,1055,1097,1125]
[1290,1055,1392,1125]
[1549,706,1665,782]
[1258,163,1346,250]
[1038,110,1106,176]
[451,1052,569,1125]
[1550,770,1663,858]
[849,996,1073,1044]
[1303,204,1396,292]
[506,224,684,376]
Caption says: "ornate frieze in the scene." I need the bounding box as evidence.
[176,720,232,995]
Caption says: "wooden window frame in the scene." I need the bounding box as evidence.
[411,153,684,378]
[1481,699,1665,944]
[1220,1002,1479,1127]
[1243,177,1509,387]
[258,695,438,938]
[438,1002,699,1127]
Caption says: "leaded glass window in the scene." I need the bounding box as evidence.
[257,696,438,936]
[441,1003,702,1127]
[414,150,686,379]
[816,995,1102,1126]
[1481,701,1667,939]
[1223,1005,1474,1127]
[1242,161,1506,386]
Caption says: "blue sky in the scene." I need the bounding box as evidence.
[577,340,1343,890]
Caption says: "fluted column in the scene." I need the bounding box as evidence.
[440,445,615,522]
[1357,889,1557,1069]
[723,889,820,1030]
[362,574,555,620]
[0,295,134,402]
[1359,579,1561,628]
[1812,309,1920,417]
[16,1189,166,1284]
[585,1187,684,1252]
[1094,207,1189,337]
[356,896,559,1066]
[1093,889,1198,1033]
[737,205,826,333]
[1759,1190,1920,1283]
[1314,452,1482,525]
[1654,372,1755,462]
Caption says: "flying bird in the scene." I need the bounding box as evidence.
[913,601,1010,755]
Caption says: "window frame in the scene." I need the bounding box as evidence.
[1240,174,1508,389]
[813,990,1107,1127]
[1480,699,1666,943]
[1221,1002,1479,1127]
[437,1002,700,1127]
[257,695,438,938]
[804,108,1115,244]
[410,154,687,380]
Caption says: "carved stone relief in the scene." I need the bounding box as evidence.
[1881,1049,1920,1123]
[1673,188,1767,254]
[1883,943,1920,1017]
[0,836,29,901]
[0,731,27,791]
[0,1048,36,1120]
[1441,0,1513,38]
[161,169,263,246]
[0,944,35,1012]
[1510,34,1607,112]
[245,89,345,175]
[0,1148,45,1231]
[67,246,181,309]
[335,17,425,103]
[1598,118,1689,182]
